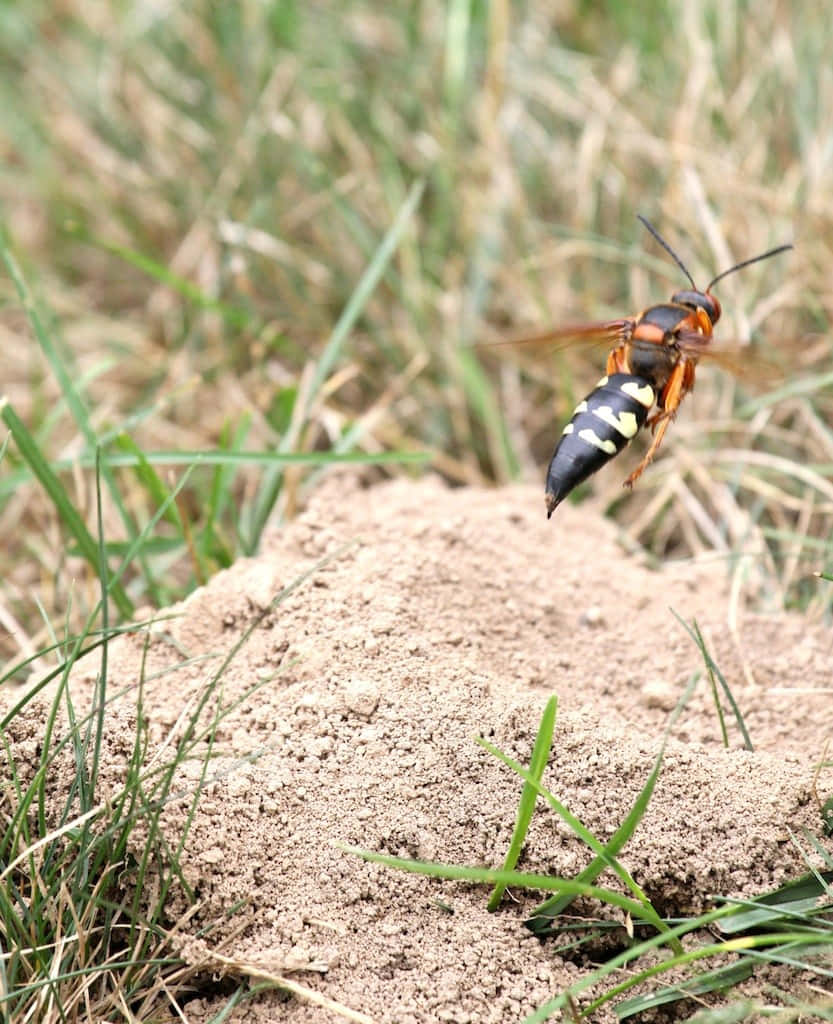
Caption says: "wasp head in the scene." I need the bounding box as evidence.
[638,214,791,333]
[670,289,722,326]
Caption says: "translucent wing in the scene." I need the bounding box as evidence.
[479,319,634,354]
[674,329,784,385]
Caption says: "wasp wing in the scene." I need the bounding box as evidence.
[674,329,784,386]
[478,319,634,354]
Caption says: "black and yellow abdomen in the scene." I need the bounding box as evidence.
[545,373,655,517]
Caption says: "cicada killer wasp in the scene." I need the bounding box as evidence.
[494,217,792,518]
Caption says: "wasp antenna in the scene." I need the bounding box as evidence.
[636,214,697,290]
[706,243,793,291]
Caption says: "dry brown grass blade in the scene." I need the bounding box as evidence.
[182,947,378,1024]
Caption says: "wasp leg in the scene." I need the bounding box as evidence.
[623,417,674,487]
[606,346,629,375]
[623,359,692,488]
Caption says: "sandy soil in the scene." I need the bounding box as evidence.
[5,476,833,1022]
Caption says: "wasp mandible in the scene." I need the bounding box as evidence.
[527,217,792,517]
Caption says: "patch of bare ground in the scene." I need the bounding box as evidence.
[5,477,831,1022]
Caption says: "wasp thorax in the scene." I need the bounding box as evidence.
[670,289,721,326]
[627,340,677,387]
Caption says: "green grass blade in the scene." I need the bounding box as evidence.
[0,447,430,501]
[525,673,698,933]
[81,230,254,329]
[487,694,557,911]
[88,450,110,802]
[519,908,797,1024]
[93,448,425,469]
[614,960,756,1019]
[249,178,427,547]
[114,433,182,531]
[0,398,132,618]
[0,226,139,553]
[481,735,678,951]
[110,433,169,605]
[673,610,754,751]
[339,847,654,921]
[205,415,251,561]
[586,931,833,1021]
[312,179,426,408]
[738,370,833,415]
[457,345,519,480]
[716,871,833,934]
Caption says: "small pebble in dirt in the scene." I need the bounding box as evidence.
[580,605,605,627]
[640,679,678,710]
[342,678,380,717]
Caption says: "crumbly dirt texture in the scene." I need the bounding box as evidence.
[6,476,833,1022]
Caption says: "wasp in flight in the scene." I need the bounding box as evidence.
[501,217,792,517]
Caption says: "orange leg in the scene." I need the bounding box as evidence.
[623,359,693,487]
[606,346,629,375]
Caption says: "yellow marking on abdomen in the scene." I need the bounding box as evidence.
[578,428,617,454]
[620,381,655,408]
[592,404,639,439]
[562,422,574,435]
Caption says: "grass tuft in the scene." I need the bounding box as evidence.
[0,517,351,1021]
[673,610,754,751]
[346,688,833,1022]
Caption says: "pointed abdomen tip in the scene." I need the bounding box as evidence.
[545,492,558,518]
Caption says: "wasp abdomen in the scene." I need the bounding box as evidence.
[545,373,654,517]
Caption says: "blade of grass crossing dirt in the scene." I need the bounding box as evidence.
[581,930,833,1022]
[342,841,811,1020]
[248,178,427,548]
[479,734,680,952]
[58,456,113,889]
[614,960,756,1019]
[0,398,133,618]
[699,623,729,747]
[519,905,771,1024]
[487,695,557,911]
[523,673,698,935]
[716,871,833,934]
[673,610,754,751]
[341,849,664,921]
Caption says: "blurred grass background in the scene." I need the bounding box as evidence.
[2,0,832,666]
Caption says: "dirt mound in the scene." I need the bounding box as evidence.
[6,477,832,1022]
